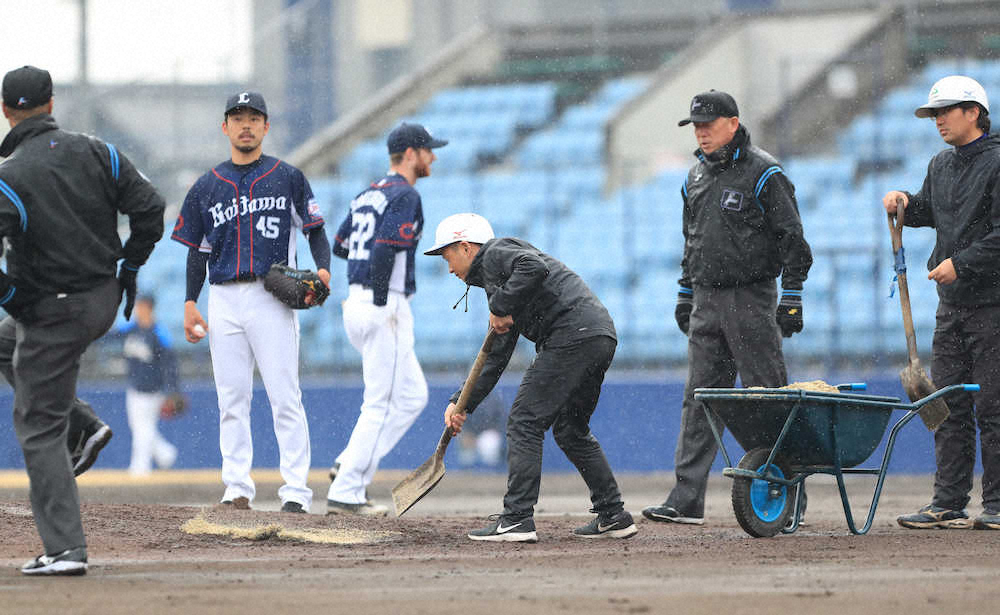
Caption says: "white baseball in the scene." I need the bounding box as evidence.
[193,324,206,338]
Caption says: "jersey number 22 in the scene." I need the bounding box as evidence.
[348,212,376,260]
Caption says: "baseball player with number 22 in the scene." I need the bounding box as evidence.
[172,91,331,514]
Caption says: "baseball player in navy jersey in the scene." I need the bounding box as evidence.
[326,122,443,515]
[172,91,330,514]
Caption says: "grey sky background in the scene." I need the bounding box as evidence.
[1,0,251,85]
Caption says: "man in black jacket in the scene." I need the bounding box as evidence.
[426,213,636,542]
[643,90,812,526]
[886,75,1000,531]
[0,66,165,575]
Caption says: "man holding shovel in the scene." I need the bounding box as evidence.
[425,213,636,543]
[885,75,1000,531]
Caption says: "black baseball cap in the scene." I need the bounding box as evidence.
[387,122,448,154]
[225,91,268,118]
[2,65,53,110]
[678,90,739,126]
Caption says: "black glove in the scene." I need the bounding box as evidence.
[675,289,693,335]
[118,261,139,321]
[776,292,803,337]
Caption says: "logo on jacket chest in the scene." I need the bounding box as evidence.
[209,195,288,227]
[720,189,745,211]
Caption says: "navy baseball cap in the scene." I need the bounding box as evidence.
[387,122,448,154]
[678,90,739,126]
[2,65,52,110]
[225,91,268,118]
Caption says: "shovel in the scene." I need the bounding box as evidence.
[392,328,498,517]
[888,197,950,430]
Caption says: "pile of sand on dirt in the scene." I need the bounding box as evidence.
[181,513,401,544]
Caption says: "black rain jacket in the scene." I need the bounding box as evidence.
[0,114,164,296]
[449,237,616,412]
[904,133,1000,306]
[679,125,812,291]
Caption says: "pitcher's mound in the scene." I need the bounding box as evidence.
[182,508,401,544]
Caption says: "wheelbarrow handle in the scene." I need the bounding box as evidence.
[907,383,978,410]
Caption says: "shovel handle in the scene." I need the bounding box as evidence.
[888,197,920,362]
[440,328,499,448]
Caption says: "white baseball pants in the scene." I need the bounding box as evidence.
[208,281,313,508]
[328,285,428,504]
[125,388,178,476]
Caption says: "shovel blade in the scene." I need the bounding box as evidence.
[391,451,446,517]
[900,361,950,431]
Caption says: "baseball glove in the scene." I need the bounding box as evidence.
[160,392,188,420]
[263,263,330,309]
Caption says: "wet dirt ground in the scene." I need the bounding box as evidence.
[1,471,998,614]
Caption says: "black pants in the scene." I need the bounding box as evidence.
[503,335,623,519]
[0,316,103,443]
[12,278,120,555]
[931,302,1000,512]
[666,280,788,518]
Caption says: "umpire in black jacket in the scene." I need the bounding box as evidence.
[643,90,812,525]
[426,213,637,543]
[0,66,165,575]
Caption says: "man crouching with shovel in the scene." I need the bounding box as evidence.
[425,213,637,542]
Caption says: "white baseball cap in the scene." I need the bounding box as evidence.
[915,75,990,118]
[423,213,495,255]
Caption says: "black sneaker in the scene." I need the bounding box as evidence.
[70,422,112,477]
[574,510,638,539]
[897,504,972,529]
[468,514,538,543]
[974,510,1000,530]
[22,547,88,576]
[281,501,307,513]
[641,503,704,525]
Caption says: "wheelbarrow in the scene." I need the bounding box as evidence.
[694,382,979,537]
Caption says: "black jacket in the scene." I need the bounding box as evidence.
[449,237,616,411]
[679,125,812,291]
[904,133,1000,306]
[0,114,164,297]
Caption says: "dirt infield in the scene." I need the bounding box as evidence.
[1,470,999,615]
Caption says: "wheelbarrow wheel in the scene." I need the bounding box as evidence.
[731,447,793,538]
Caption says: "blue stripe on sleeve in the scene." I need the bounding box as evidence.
[682,178,688,198]
[0,179,28,232]
[0,287,15,305]
[106,143,120,181]
[754,166,782,198]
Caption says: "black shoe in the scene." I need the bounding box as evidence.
[897,504,972,529]
[641,503,704,525]
[974,510,1000,530]
[467,514,538,543]
[574,509,638,539]
[70,422,112,477]
[22,547,88,576]
[281,501,307,513]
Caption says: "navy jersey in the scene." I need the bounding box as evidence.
[171,155,324,284]
[333,172,422,305]
[117,322,179,393]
